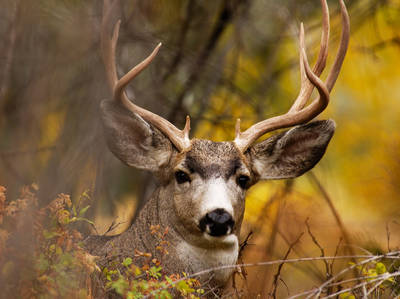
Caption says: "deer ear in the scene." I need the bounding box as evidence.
[248,120,335,180]
[100,100,174,172]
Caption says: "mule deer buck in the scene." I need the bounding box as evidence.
[86,0,349,296]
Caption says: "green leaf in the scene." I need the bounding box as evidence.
[339,292,355,299]
[134,267,142,276]
[126,291,139,299]
[43,229,60,239]
[375,262,387,275]
[122,257,133,267]
[148,266,162,278]
[111,277,128,295]
[79,205,90,217]
[176,280,194,294]
[76,217,95,225]
[196,288,205,294]
[56,246,63,255]
[49,244,56,252]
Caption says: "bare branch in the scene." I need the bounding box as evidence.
[143,252,400,299]
[270,232,304,298]
[305,218,330,277]
[329,237,343,275]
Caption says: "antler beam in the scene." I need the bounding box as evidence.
[234,0,350,152]
[101,0,191,152]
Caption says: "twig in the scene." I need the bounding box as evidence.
[329,237,342,276]
[289,251,400,299]
[362,282,368,298]
[364,278,385,297]
[305,218,330,277]
[318,271,396,289]
[237,230,253,287]
[239,231,253,258]
[321,271,400,299]
[270,232,304,298]
[234,232,253,296]
[386,221,391,252]
[254,181,292,297]
[142,252,400,299]
[248,186,334,283]
[280,277,290,297]
[102,218,126,235]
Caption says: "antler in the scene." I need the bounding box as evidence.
[234,0,350,152]
[101,0,191,152]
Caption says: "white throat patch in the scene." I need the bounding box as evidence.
[177,235,239,283]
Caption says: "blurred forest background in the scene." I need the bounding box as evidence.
[1,0,400,297]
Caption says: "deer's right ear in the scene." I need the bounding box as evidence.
[247,120,335,180]
[100,100,174,172]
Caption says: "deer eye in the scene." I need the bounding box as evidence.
[236,175,250,189]
[175,171,191,184]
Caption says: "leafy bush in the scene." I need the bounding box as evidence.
[102,225,204,298]
[0,185,97,298]
[0,185,203,298]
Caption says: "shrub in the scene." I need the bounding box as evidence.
[0,185,203,298]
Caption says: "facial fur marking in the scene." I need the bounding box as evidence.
[183,153,243,180]
[224,158,242,180]
[200,178,234,217]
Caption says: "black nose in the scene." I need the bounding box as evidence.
[199,208,235,237]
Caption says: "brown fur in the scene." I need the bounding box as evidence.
[85,100,335,297]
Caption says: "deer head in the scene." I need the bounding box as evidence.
[99,0,349,274]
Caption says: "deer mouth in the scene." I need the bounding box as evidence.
[202,222,233,237]
[202,232,238,247]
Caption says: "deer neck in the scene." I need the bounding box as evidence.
[128,184,239,285]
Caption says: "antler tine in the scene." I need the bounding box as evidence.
[326,0,350,92]
[289,0,330,113]
[101,0,191,152]
[234,25,330,151]
[101,0,118,90]
[234,0,349,153]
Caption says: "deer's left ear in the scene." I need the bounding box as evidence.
[247,120,335,180]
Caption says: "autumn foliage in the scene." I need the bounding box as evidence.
[0,185,96,298]
[0,186,204,299]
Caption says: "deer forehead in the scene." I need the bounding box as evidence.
[176,139,250,179]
